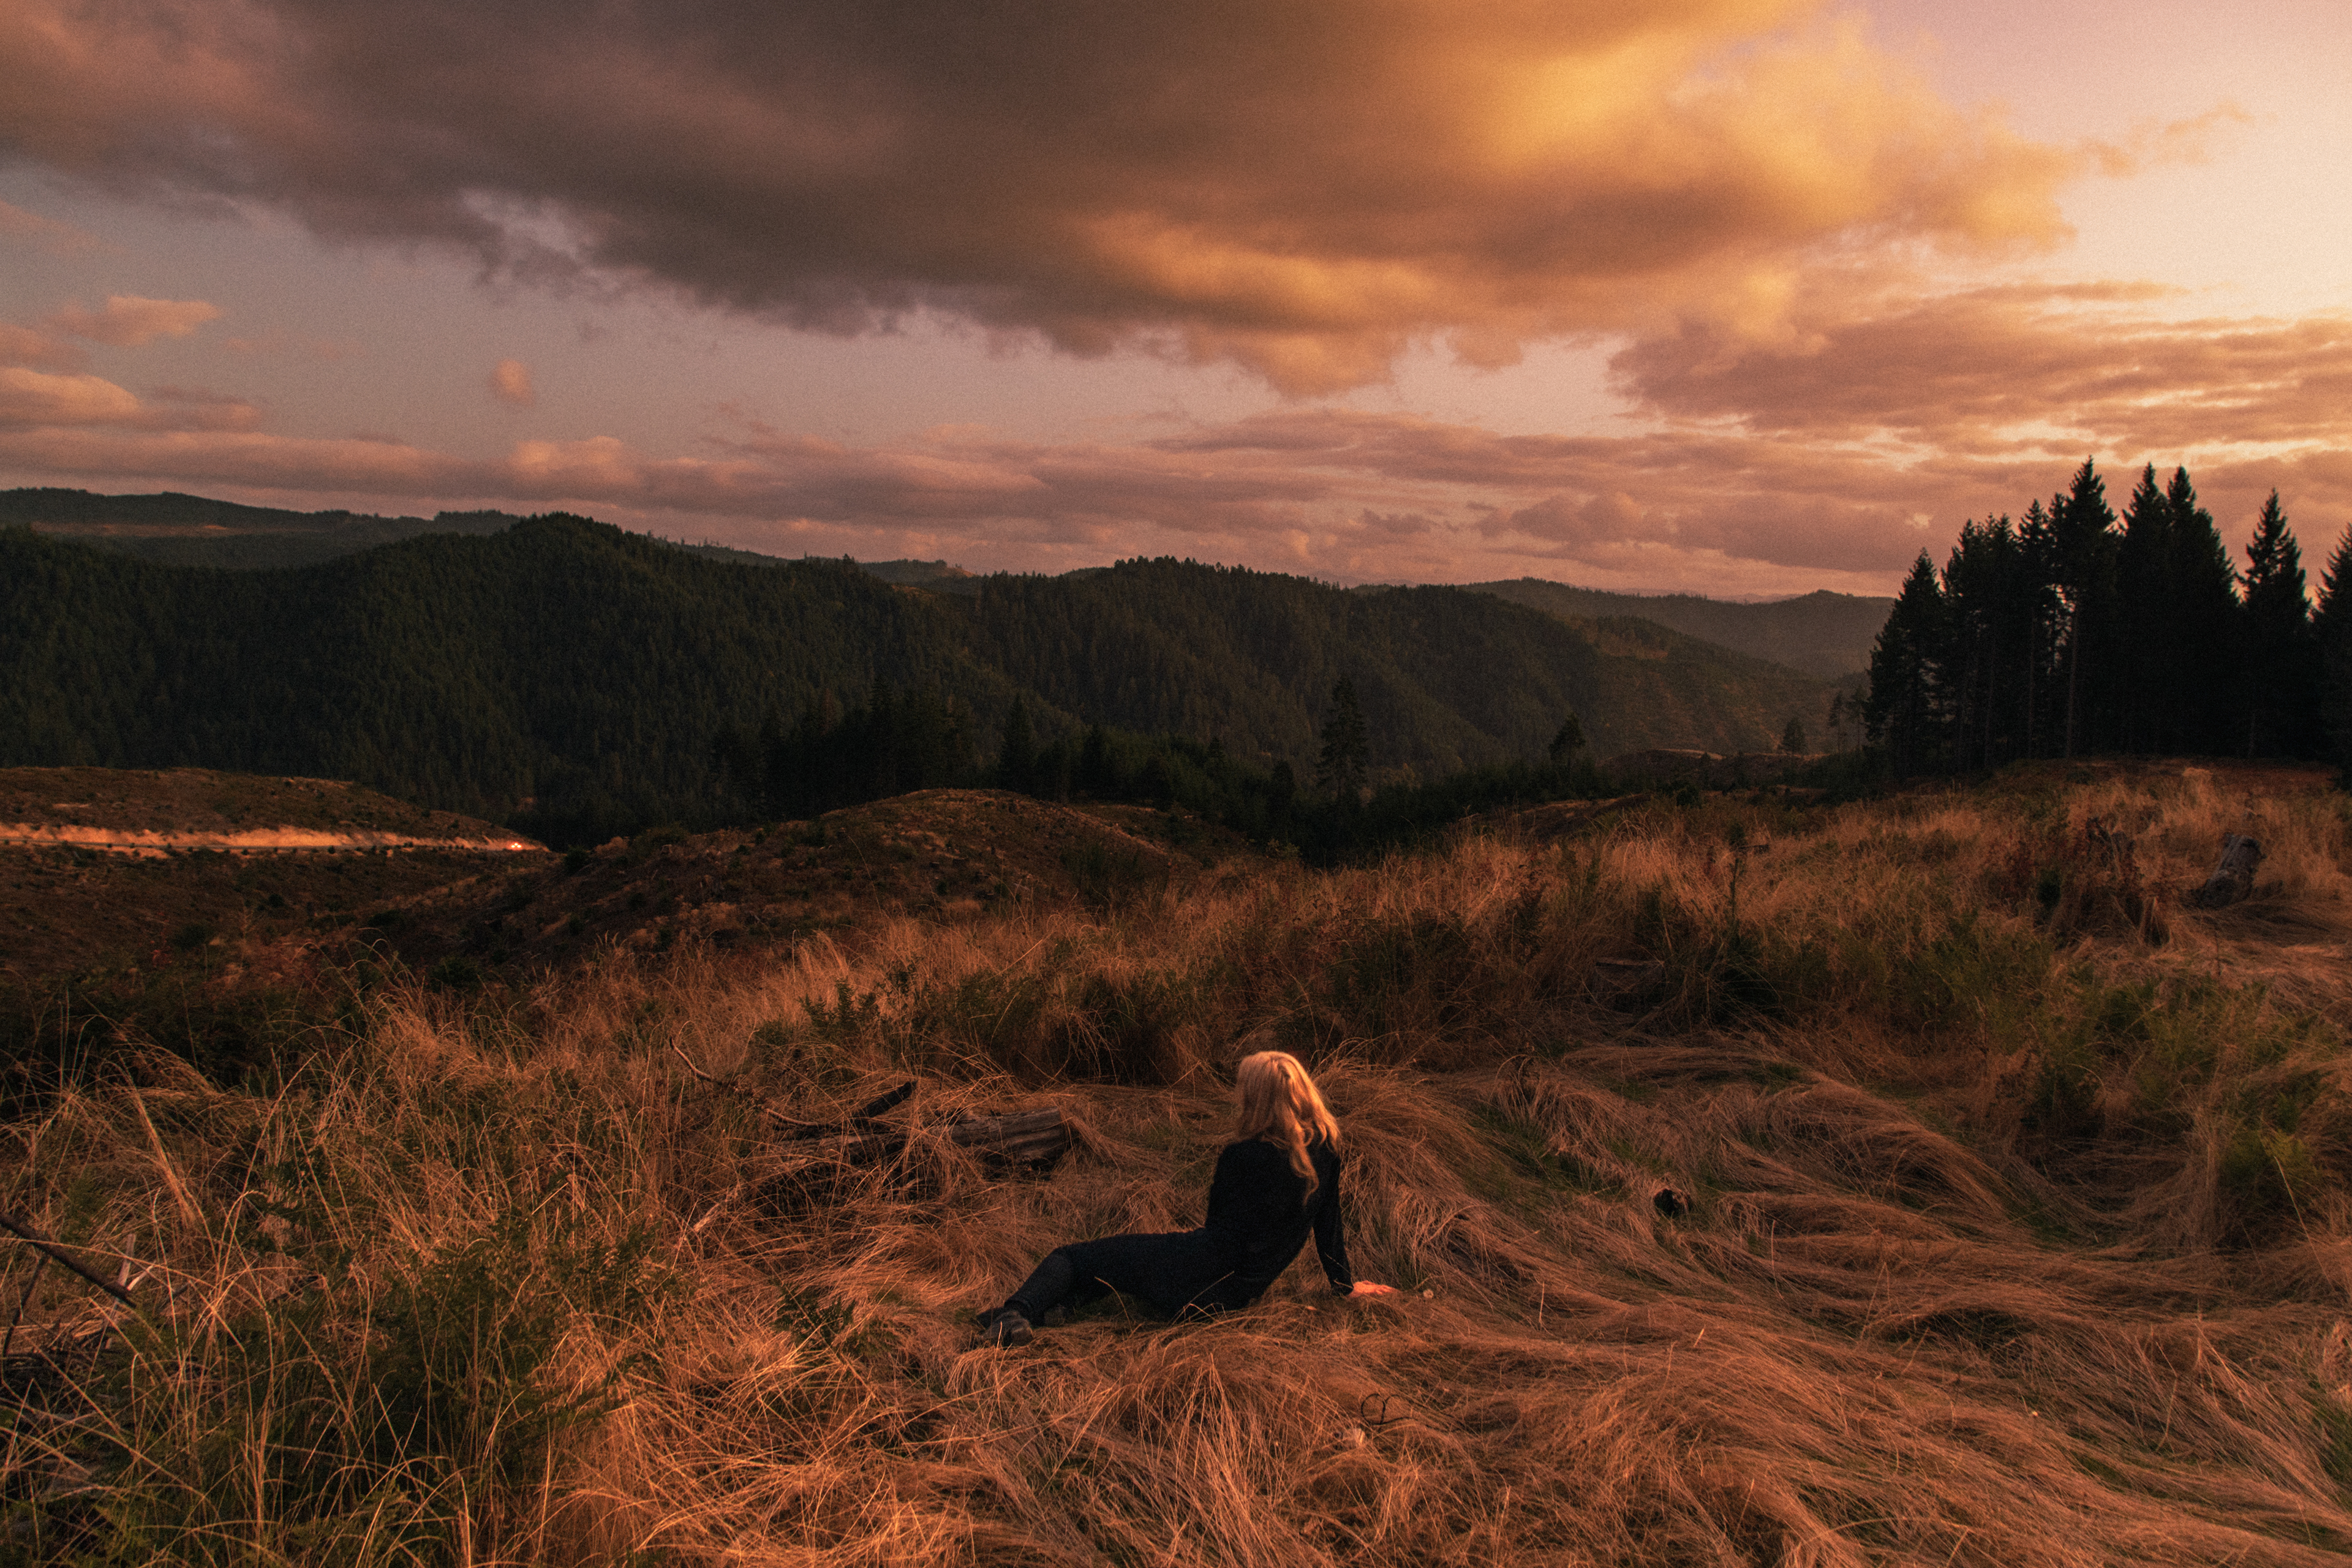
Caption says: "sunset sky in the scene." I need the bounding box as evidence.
[2,0,2346,597]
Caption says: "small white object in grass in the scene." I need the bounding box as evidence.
[1420,1288,1434,1299]
[1339,1427,1366,1449]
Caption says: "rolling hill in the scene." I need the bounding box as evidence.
[3,505,1839,839]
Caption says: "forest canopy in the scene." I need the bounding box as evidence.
[0,516,1829,844]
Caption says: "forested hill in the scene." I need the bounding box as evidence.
[972,561,1832,777]
[1465,579,1891,679]
[0,487,511,569]
[2,516,1832,834]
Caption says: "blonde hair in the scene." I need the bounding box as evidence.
[1235,1050,1342,1196]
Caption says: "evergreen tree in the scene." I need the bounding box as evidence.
[1780,716,1807,753]
[2115,464,2173,752]
[2240,492,2318,756]
[1864,554,1947,777]
[2049,459,2120,757]
[1316,676,1369,802]
[1940,513,2049,769]
[2315,527,2352,771]
[2162,467,2241,754]
[1547,712,1584,764]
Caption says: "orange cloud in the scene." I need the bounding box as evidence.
[48,295,223,347]
[0,367,145,427]
[489,358,535,407]
[0,0,2081,390]
[0,322,86,371]
[1611,286,2352,456]
[0,366,257,432]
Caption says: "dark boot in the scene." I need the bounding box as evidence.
[981,1308,1033,1347]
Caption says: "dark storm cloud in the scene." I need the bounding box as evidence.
[0,0,2079,389]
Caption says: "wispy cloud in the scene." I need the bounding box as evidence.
[48,295,222,347]
[0,197,102,255]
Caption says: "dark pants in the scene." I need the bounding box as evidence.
[1002,1230,1238,1322]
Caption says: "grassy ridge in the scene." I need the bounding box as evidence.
[7,764,2352,1563]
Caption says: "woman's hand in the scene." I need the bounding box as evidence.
[1348,1281,1400,1297]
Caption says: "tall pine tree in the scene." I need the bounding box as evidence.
[1940,514,2049,769]
[1316,676,1369,803]
[1865,554,1947,777]
[2240,492,2318,757]
[2162,467,2241,754]
[2115,464,2173,752]
[2049,459,2120,757]
[2316,527,2352,772]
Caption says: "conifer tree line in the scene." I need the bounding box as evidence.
[712,676,1597,864]
[2,516,1661,848]
[1865,460,2351,773]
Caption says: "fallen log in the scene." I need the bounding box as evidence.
[773,1106,1071,1173]
[943,1107,1071,1169]
[2192,834,2263,910]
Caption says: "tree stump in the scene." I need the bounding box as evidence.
[2192,834,2263,909]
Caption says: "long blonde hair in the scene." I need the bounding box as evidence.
[1235,1050,1341,1196]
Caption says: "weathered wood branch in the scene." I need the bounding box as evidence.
[0,1209,137,1310]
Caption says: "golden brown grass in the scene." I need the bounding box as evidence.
[7,763,2352,1564]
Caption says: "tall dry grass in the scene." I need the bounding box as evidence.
[7,764,2352,1564]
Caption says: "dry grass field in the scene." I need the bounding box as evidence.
[7,760,2352,1565]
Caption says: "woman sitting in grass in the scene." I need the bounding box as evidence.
[982,1050,1396,1344]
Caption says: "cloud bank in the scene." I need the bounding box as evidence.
[0,0,2082,390]
[5,285,2345,595]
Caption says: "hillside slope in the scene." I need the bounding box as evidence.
[1469,577,1891,678]
[2,522,1833,834]
[963,560,1831,777]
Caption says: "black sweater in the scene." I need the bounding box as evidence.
[1201,1137,1354,1305]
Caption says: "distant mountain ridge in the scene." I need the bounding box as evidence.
[2,510,1837,835]
[0,487,512,570]
[6,488,1880,677]
[1466,578,1891,679]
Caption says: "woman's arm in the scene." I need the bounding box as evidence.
[1316,1157,1398,1297]
[1313,1158,1359,1294]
